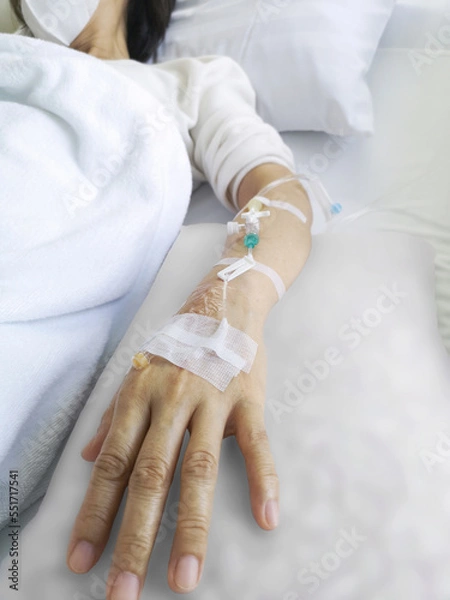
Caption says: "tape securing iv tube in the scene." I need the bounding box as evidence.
[132,313,258,392]
[130,173,336,391]
[253,171,342,220]
[214,257,286,301]
[252,195,308,224]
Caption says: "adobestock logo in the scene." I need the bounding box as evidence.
[63,148,130,218]
[63,106,175,218]
[296,135,356,180]
[409,8,450,75]
[419,428,450,473]
[268,283,408,423]
[283,526,367,599]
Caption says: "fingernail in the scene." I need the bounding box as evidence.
[68,540,95,573]
[265,499,279,528]
[174,555,199,590]
[111,572,140,600]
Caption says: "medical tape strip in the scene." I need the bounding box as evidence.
[156,316,248,370]
[143,333,242,390]
[252,195,308,224]
[214,257,286,301]
[256,172,340,220]
[137,313,258,392]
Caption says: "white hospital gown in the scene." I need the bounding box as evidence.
[106,55,296,212]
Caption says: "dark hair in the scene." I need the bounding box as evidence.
[126,0,176,62]
[9,0,176,63]
[9,0,24,28]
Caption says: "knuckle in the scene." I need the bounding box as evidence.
[94,449,132,482]
[113,535,150,572]
[182,450,218,481]
[177,514,210,538]
[130,455,171,492]
[245,427,269,448]
[260,470,279,488]
[80,506,112,534]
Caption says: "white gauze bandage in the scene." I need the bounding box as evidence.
[135,313,258,392]
[21,0,99,46]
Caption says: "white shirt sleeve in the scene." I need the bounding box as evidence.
[108,56,296,213]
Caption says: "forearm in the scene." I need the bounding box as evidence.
[178,163,313,328]
[234,162,313,292]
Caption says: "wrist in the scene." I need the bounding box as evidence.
[210,262,277,314]
[178,268,274,331]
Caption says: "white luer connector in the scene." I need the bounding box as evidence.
[227,221,245,235]
[227,206,271,236]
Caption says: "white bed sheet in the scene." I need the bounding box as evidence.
[5,226,450,600]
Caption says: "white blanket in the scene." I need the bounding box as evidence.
[0,33,192,529]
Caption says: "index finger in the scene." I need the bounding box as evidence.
[66,376,151,574]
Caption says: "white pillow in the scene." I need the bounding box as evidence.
[156,0,396,135]
[5,225,450,600]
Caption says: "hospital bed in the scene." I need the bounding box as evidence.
[1,1,450,598]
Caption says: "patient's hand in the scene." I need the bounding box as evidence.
[66,277,279,599]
